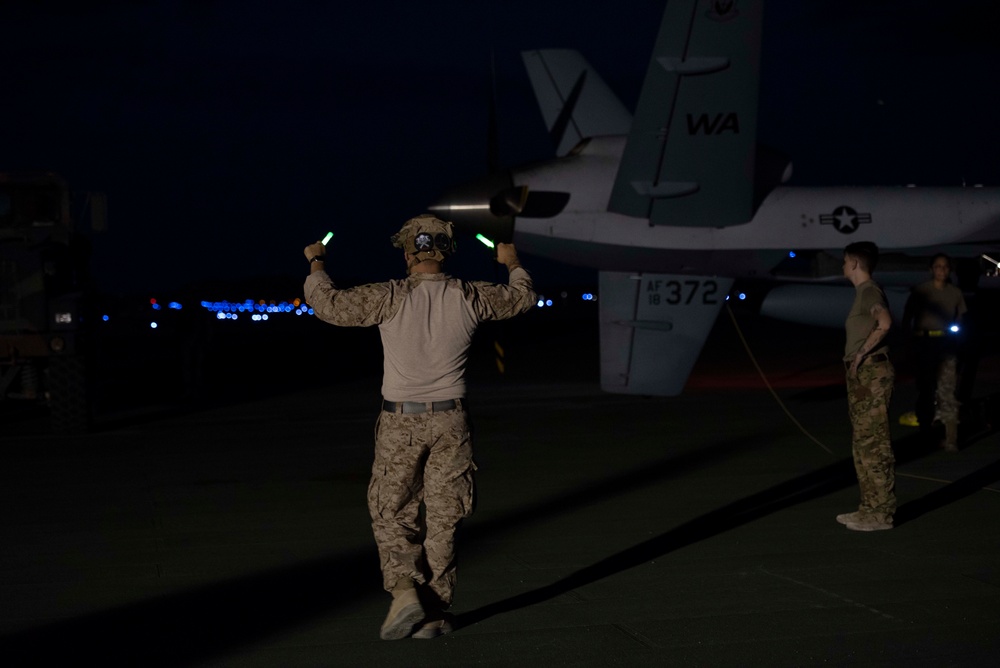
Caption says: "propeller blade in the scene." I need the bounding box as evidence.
[487,49,500,175]
[490,186,528,217]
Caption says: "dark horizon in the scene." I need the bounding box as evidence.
[5,0,1000,296]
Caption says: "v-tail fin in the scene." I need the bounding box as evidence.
[608,0,763,227]
[521,49,632,156]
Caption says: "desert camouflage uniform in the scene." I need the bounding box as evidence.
[304,267,535,608]
[370,407,474,607]
[844,279,895,523]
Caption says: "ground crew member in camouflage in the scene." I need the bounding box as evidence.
[837,241,896,532]
[302,214,535,640]
[901,253,967,451]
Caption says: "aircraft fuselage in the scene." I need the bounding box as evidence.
[437,135,1000,277]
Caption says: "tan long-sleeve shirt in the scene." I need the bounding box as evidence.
[304,267,535,401]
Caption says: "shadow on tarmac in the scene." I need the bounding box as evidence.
[5,404,996,666]
[456,405,1000,630]
[895,458,1000,526]
[0,429,771,666]
[455,457,857,631]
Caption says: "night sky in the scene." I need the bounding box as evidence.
[5,0,1000,297]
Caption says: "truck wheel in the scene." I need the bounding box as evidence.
[48,355,92,433]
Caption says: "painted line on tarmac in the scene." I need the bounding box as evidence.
[759,568,900,622]
[896,471,1000,494]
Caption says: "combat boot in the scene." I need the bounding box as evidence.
[845,516,893,532]
[412,612,455,640]
[836,511,864,525]
[379,583,425,640]
[942,420,959,452]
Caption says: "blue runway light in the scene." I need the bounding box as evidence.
[102,315,109,322]
[537,299,545,308]
[788,251,797,258]
[738,293,747,300]
[950,325,960,333]
[546,299,553,307]
[168,302,182,310]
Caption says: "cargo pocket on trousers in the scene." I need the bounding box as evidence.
[459,460,478,518]
[368,413,388,518]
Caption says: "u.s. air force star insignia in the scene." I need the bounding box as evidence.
[819,206,872,234]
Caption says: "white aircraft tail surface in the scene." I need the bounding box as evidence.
[608,0,762,227]
[521,49,633,157]
[600,271,733,395]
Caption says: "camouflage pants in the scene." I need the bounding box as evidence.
[846,359,896,522]
[915,338,961,425]
[368,405,475,608]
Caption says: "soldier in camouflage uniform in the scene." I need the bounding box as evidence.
[837,241,896,532]
[303,214,535,640]
[901,254,967,451]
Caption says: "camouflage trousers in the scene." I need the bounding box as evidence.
[368,404,475,608]
[846,359,896,523]
[915,338,961,426]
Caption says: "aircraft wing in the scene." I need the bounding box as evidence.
[608,0,762,227]
[599,271,733,395]
[521,49,633,157]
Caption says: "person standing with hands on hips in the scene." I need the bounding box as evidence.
[302,215,536,640]
[837,241,896,532]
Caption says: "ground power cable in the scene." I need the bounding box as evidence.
[724,303,834,455]
[724,303,1000,493]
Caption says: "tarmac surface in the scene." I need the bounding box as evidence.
[2,303,999,666]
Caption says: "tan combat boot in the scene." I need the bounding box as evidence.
[412,612,455,640]
[379,582,425,640]
[836,511,865,525]
[943,420,959,452]
[845,516,893,532]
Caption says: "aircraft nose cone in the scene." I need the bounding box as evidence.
[428,171,520,243]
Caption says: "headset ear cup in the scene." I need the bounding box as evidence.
[414,232,435,252]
